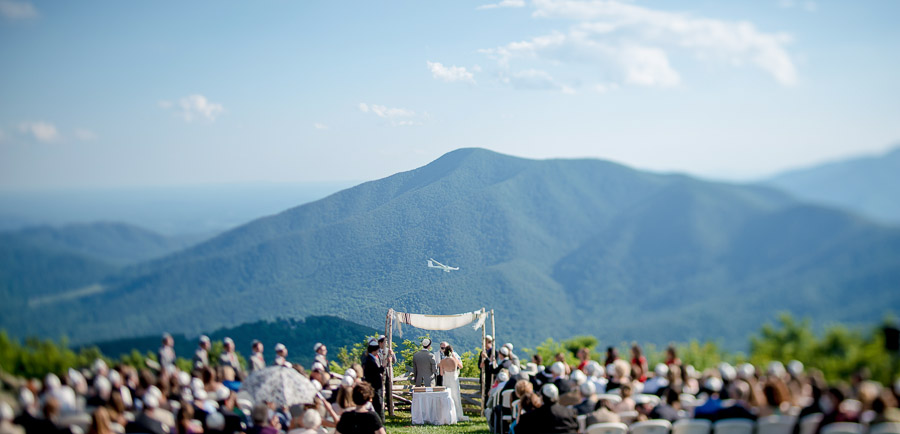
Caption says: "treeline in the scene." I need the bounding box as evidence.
[1,314,897,386]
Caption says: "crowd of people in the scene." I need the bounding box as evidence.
[478,339,900,434]
[0,334,395,434]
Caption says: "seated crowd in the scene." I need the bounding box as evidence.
[0,333,394,434]
[479,340,900,434]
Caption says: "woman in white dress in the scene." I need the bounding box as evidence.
[438,344,469,422]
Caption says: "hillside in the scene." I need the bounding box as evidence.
[84,316,377,368]
[3,148,899,350]
[764,146,900,224]
[3,222,208,265]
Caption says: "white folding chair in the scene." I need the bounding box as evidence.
[799,413,823,434]
[820,422,863,434]
[870,423,900,434]
[501,390,515,433]
[631,419,673,434]
[618,410,639,425]
[587,422,630,434]
[635,394,661,407]
[757,415,797,434]
[713,418,754,434]
[578,414,588,434]
[673,418,712,434]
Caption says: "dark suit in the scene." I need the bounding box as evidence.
[649,403,680,422]
[364,352,386,422]
[125,412,167,434]
[516,403,578,434]
[573,398,597,416]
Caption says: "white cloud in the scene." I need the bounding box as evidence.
[19,121,59,142]
[358,102,422,126]
[0,0,37,20]
[477,0,525,10]
[505,69,575,94]
[479,0,797,90]
[426,61,476,83]
[314,123,328,130]
[160,94,224,122]
[74,128,98,141]
[778,0,817,12]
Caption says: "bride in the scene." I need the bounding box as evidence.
[438,344,469,422]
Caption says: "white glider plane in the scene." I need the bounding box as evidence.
[427,258,459,272]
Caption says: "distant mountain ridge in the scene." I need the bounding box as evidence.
[764,146,900,224]
[2,148,899,351]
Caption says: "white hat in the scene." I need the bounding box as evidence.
[368,338,378,346]
[147,385,162,400]
[341,375,355,387]
[767,361,786,377]
[541,383,560,401]
[579,381,596,397]
[143,393,159,409]
[194,388,207,401]
[178,371,191,387]
[718,362,736,381]
[586,361,604,378]
[346,368,358,379]
[497,371,509,382]
[92,359,108,374]
[18,388,34,408]
[504,343,514,351]
[485,335,493,342]
[215,385,231,402]
[524,363,540,376]
[0,402,13,421]
[499,347,510,356]
[509,365,521,377]
[94,376,112,397]
[737,363,755,379]
[45,373,61,390]
[422,338,432,348]
[224,337,234,346]
[550,361,566,376]
[191,377,205,392]
[199,335,210,344]
[571,369,587,385]
[654,363,669,377]
[378,335,386,341]
[314,343,324,352]
[303,409,322,429]
[275,343,287,353]
[206,412,225,430]
[787,360,804,376]
[704,376,723,393]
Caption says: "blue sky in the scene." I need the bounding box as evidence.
[1,0,899,190]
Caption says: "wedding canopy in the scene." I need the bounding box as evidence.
[384,307,496,416]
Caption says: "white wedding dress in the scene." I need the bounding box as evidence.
[443,365,469,422]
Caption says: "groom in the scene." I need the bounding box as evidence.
[413,338,437,386]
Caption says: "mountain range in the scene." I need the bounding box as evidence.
[1,148,898,352]
[764,146,900,224]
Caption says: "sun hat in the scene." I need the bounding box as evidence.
[541,383,560,401]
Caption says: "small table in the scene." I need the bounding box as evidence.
[411,389,458,425]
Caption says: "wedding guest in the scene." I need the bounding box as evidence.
[573,381,598,415]
[250,340,266,372]
[335,383,385,434]
[125,393,166,434]
[644,364,669,395]
[219,338,241,375]
[480,335,496,404]
[314,343,329,373]
[158,334,176,374]
[176,404,201,434]
[192,336,211,372]
[631,344,648,383]
[604,347,619,368]
[614,383,636,412]
[247,404,280,434]
[665,345,681,366]
[576,348,591,373]
[515,384,577,434]
[377,336,395,367]
[363,338,390,423]
[585,397,621,426]
[649,388,682,422]
[0,402,23,434]
[274,343,291,368]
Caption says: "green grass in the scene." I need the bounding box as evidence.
[385,410,490,434]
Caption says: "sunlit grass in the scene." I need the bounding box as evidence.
[384,410,490,434]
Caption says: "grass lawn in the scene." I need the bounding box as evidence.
[384,410,490,434]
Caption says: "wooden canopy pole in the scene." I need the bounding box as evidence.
[480,308,486,412]
[386,309,394,417]
[490,309,496,365]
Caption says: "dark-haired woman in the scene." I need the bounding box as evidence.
[335,383,386,434]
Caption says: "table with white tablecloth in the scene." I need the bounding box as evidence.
[411,389,458,425]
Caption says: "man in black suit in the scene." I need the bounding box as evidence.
[125,394,167,434]
[516,383,578,434]
[364,338,391,423]
[549,361,572,397]
[573,381,598,415]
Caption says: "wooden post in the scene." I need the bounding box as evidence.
[480,308,486,413]
[490,309,496,364]
[386,309,394,417]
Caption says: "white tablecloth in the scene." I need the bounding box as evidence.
[411,390,458,425]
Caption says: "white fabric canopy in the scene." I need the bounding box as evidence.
[393,308,488,336]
